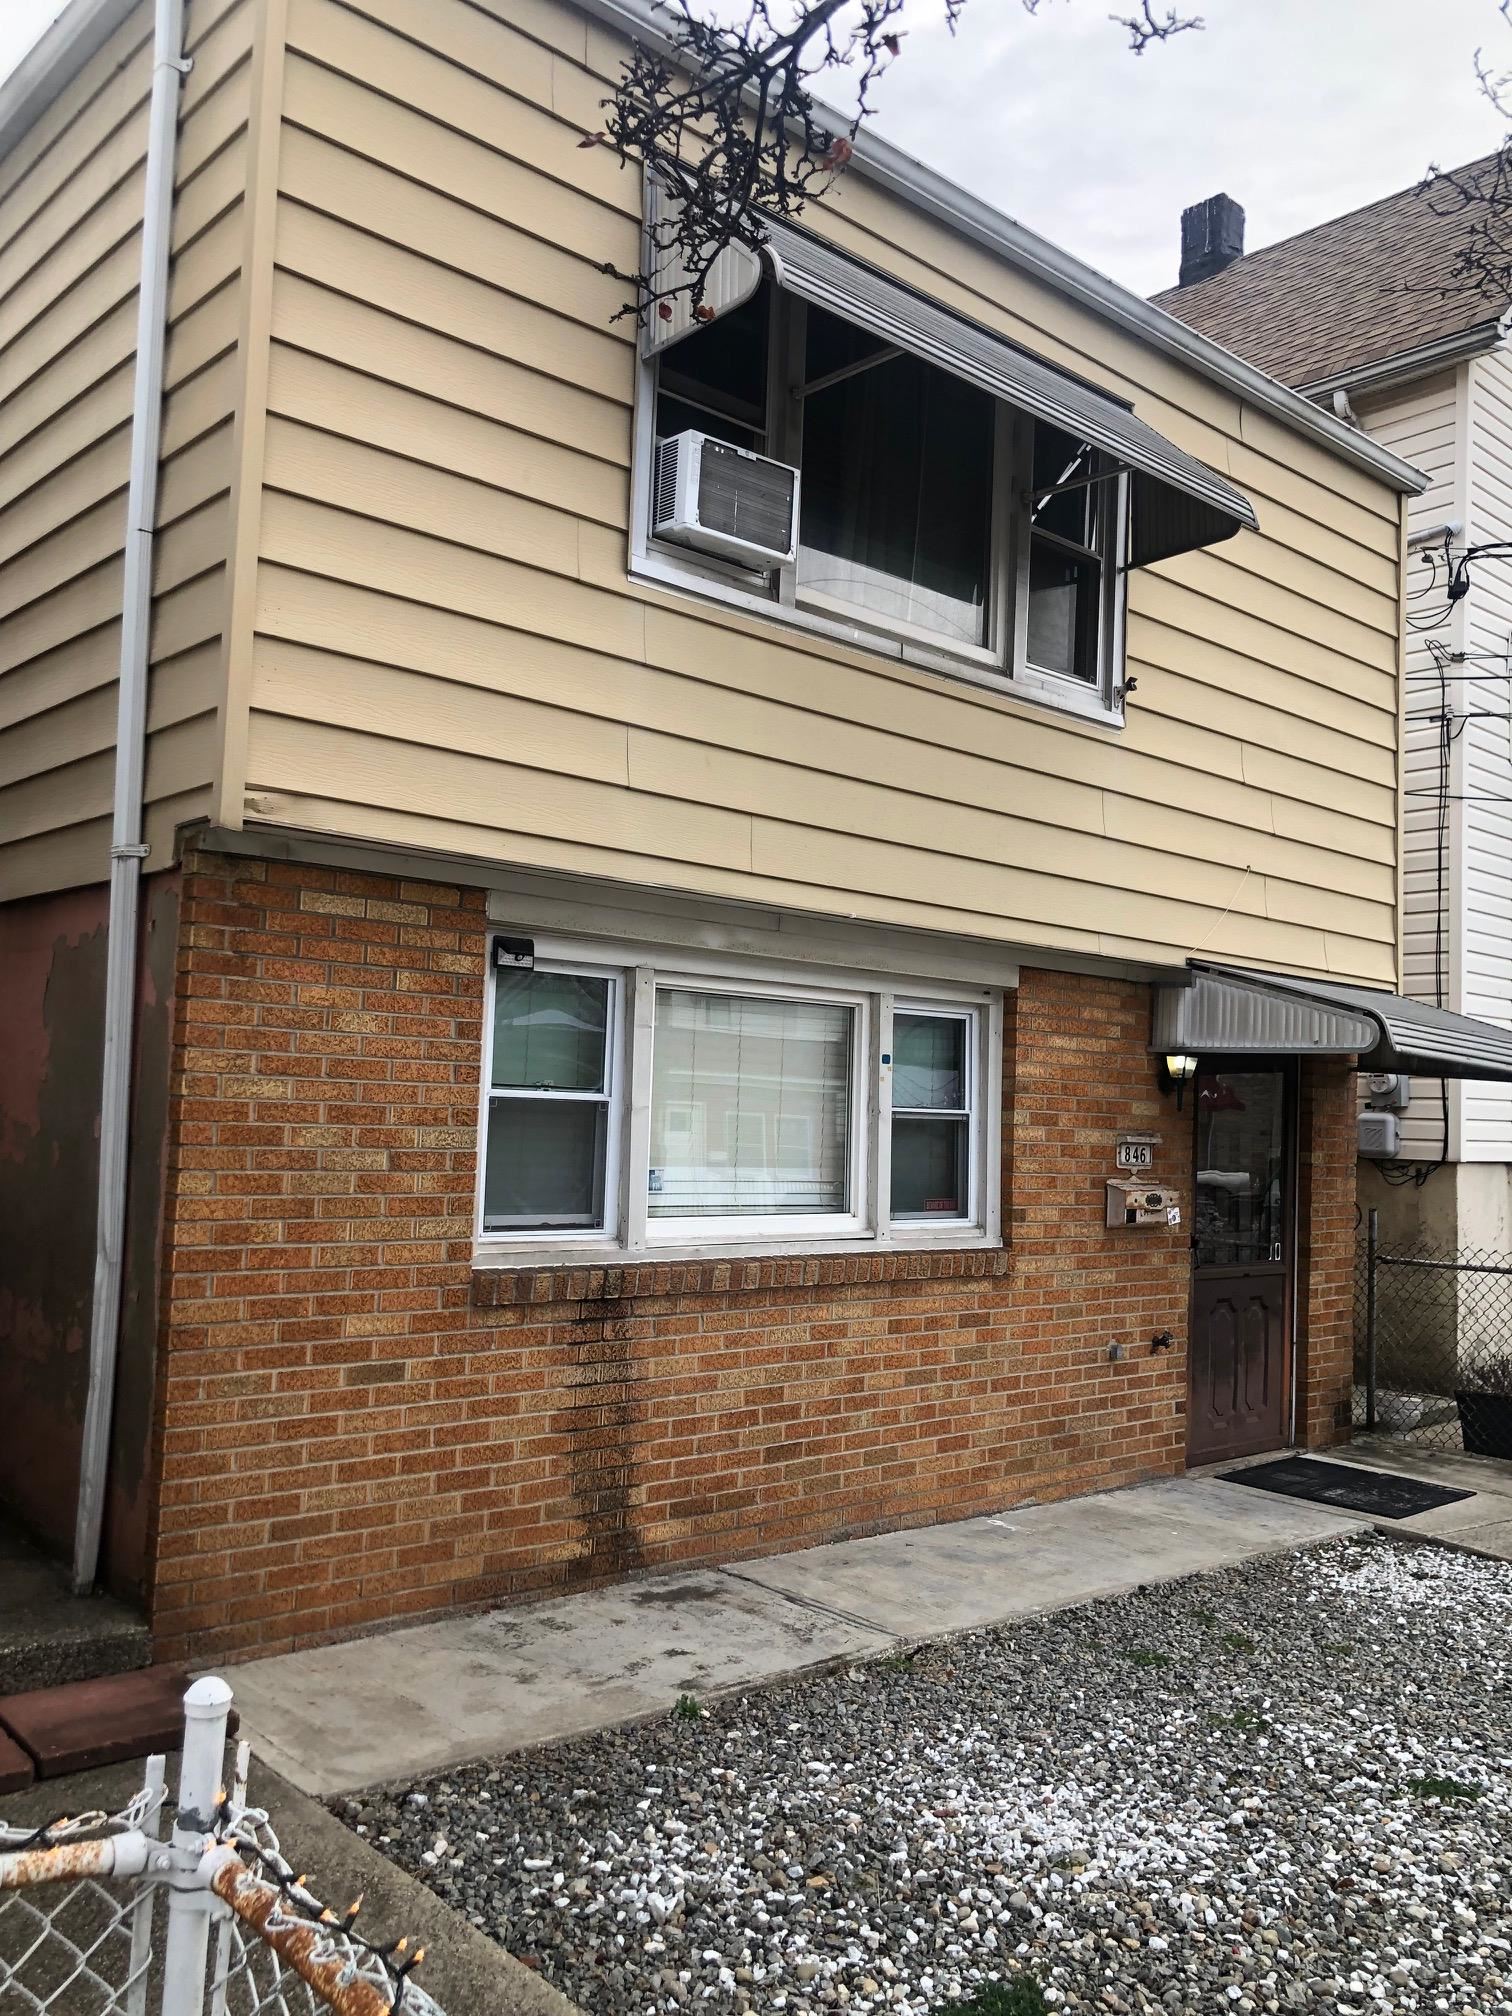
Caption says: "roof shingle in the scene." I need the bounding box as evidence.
[1153,156,1508,390]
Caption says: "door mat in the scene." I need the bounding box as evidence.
[1219,1455,1474,1521]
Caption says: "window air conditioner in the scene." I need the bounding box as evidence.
[654,430,800,568]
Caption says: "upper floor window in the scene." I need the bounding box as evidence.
[632,208,1259,723]
[643,279,1122,706]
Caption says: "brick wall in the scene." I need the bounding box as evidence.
[1295,1058,1360,1448]
[150,846,1346,1662]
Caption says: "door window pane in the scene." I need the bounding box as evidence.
[493,971,609,1092]
[484,1099,609,1230]
[797,305,994,647]
[649,989,853,1218]
[1194,1071,1288,1268]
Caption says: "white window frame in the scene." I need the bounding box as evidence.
[475,955,626,1243]
[1011,412,1130,720]
[629,282,1127,726]
[643,970,870,1246]
[474,937,1003,1267]
[888,1000,982,1230]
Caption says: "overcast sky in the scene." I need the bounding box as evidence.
[2,0,1509,295]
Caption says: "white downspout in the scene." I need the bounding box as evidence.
[73,0,190,1594]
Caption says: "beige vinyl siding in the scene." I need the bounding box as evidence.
[228,0,1405,979]
[0,0,251,899]
[1356,370,1464,1160]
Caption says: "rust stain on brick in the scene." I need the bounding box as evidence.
[559,1296,645,1584]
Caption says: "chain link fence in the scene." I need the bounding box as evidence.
[1354,1209,1512,1457]
[0,1679,445,2016]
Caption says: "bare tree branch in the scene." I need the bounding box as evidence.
[585,0,1201,327]
[1422,6,1512,306]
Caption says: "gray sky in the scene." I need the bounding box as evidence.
[2,0,1509,295]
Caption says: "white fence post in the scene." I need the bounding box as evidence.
[208,1737,250,2016]
[160,1676,232,2016]
[126,1752,167,2016]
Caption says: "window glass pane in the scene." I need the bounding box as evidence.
[655,393,761,455]
[797,305,993,647]
[492,971,609,1093]
[484,1099,608,1229]
[893,1013,966,1110]
[1031,422,1099,549]
[656,282,771,451]
[891,1114,969,1218]
[649,989,853,1218]
[1027,540,1101,683]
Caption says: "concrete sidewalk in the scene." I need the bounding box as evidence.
[231,1464,1403,1798]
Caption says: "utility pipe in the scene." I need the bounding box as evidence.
[73,0,190,1593]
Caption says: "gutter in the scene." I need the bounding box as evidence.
[0,0,139,160]
[1299,319,1506,403]
[571,0,1426,498]
[72,0,190,1594]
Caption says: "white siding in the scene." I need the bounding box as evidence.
[1460,344,1512,1158]
[1359,370,1464,1159]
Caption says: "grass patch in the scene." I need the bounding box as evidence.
[934,1976,1050,2015]
[671,1693,704,1722]
[1124,1648,1172,1669]
[1221,1631,1257,1654]
[1405,1775,1484,1803]
[1192,1608,1218,1628]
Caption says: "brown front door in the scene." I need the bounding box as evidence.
[1188,1067,1292,1466]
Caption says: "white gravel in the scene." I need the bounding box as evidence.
[337,1534,1512,2015]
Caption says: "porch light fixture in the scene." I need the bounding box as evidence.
[1159,1052,1199,1110]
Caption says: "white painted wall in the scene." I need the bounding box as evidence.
[1358,340,1512,1170]
[1359,367,1466,1161]
[1459,344,1512,1161]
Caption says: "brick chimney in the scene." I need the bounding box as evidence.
[1179,194,1245,287]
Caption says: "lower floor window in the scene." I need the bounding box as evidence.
[891,1009,975,1220]
[477,941,999,1257]
[649,988,854,1224]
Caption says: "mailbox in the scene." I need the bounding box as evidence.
[1106,1180,1182,1229]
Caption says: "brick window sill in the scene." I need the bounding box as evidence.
[470,1245,1012,1307]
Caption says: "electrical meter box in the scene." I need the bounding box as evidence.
[1106,1180,1182,1229]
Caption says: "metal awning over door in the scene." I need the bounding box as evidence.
[1152,962,1512,1082]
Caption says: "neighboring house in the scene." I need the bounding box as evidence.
[7,0,1511,1667]
[1158,173,1512,1254]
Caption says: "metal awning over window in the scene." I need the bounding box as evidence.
[760,218,1259,569]
[1152,962,1512,1083]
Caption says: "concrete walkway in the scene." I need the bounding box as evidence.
[233,1459,1440,1799]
